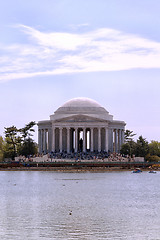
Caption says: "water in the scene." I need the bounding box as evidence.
[0,171,160,240]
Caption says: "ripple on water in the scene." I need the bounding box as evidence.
[0,171,160,239]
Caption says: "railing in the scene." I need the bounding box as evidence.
[0,161,157,169]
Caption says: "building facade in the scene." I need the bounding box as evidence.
[37,98,126,154]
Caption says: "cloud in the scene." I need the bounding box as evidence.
[1,25,160,82]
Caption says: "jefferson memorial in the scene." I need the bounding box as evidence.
[38,98,126,154]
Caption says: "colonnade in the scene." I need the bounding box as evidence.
[109,128,125,153]
[38,128,51,154]
[38,127,125,154]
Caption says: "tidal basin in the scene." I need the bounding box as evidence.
[0,171,160,240]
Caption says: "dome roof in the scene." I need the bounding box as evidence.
[60,97,102,108]
[50,97,113,121]
[54,97,107,114]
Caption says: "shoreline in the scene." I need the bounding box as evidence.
[0,166,155,172]
[0,160,157,172]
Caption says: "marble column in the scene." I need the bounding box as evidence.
[109,128,113,153]
[48,129,52,152]
[83,128,86,153]
[44,129,47,153]
[67,127,70,153]
[59,128,63,152]
[105,128,108,152]
[38,130,40,145]
[41,129,43,153]
[38,129,41,153]
[118,129,122,152]
[45,129,48,153]
[90,128,94,152]
[75,128,78,152]
[42,129,45,153]
[52,127,55,152]
[121,129,125,144]
[114,129,118,153]
[98,128,101,152]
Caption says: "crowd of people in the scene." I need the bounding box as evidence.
[15,151,139,163]
[45,151,135,162]
[48,151,109,160]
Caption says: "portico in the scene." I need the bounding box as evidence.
[38,98,126,154]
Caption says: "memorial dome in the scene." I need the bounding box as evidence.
[50,97,113,121]
[61,97,102,108]
[54,97,108,114]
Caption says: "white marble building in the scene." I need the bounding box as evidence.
[38,97,126,154]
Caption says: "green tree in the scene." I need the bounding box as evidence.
[135,135,149,157]
[4,121,37,159]
[20,138,38,157]
[120,140,136,156]
[145,154,160,162]
[148,141,160,156]
[124,129,136,142]
[0,136,4,161]
[19,121,36,142]
[120,130,136,156]
[4,126,21,159]
[19,121,37,157]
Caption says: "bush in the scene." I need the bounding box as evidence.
[145,153,160,162]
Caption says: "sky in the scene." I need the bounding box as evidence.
[0,0,160,143]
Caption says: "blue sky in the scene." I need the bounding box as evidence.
[0,0,160,143]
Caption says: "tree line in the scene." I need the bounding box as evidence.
[0,121,38,161]
[120,130,160,162]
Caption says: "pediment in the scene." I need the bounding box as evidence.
[54,114,106,123]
